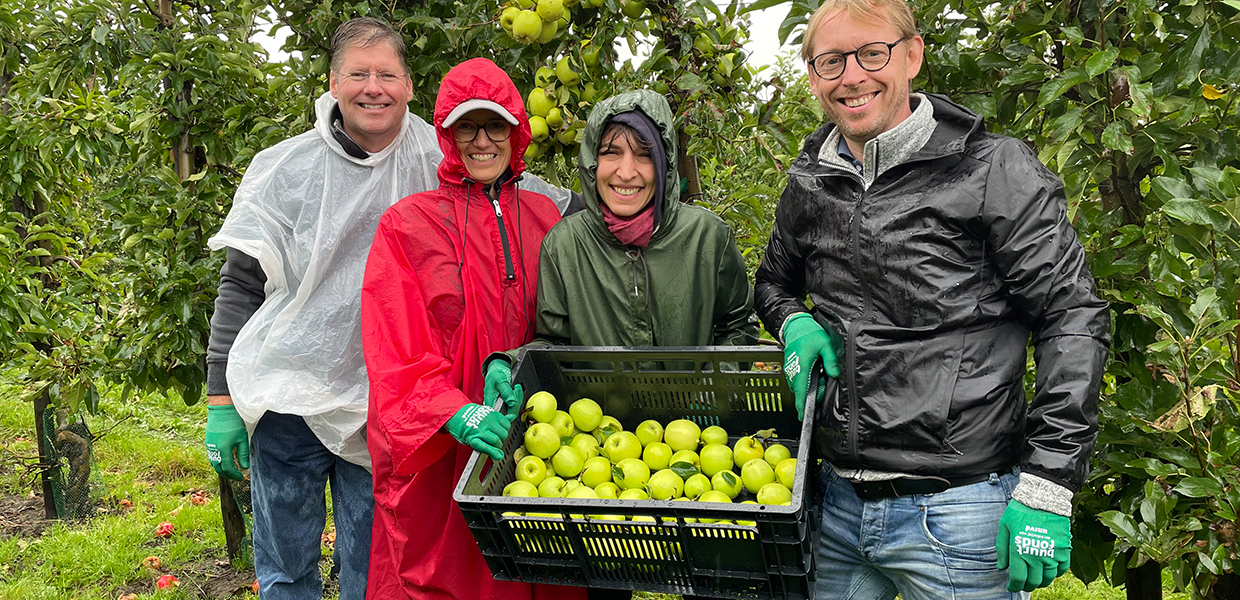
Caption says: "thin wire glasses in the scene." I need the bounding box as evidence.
[337,70,408,85]
[809,39,906,80]
[452,120,513,143]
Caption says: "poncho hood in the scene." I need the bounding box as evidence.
[432,58,531,185]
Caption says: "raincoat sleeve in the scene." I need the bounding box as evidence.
[362,207,472,478]
[753,184,812,341]
[981,138,1111,492]
[712,227,759,346]
[531,237,573,347]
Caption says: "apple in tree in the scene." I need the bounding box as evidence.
[523,391,558,423]
[664,419,701,452]
[552,445,586,478]
[701,425,728,446]
[635,419,664,446]
[764,443,791,468]
[732,435,765,469]
[699,443,733,477]
[757,482,792,505]
[741,458,776,494]
[776,458,797,489]
[603,431,642,463]
[538,476,568,498]
[641,442,673,471]
[648,469,684,500]
[711,469,743,499]
[568,398,603,431]
[613,457,651,490]
[524,422,560,458]
[515,455,548,486]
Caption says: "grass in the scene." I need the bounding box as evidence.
[0,373,1196,600]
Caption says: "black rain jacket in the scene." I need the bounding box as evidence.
[754,94,1110,492]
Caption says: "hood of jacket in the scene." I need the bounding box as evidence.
[432,58,531,186]
[578,89,680,242]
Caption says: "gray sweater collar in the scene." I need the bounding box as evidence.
[818,93,935,188]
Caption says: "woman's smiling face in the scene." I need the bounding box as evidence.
[595,126,656,217]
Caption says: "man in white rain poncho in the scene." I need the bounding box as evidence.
[202,18,572,600]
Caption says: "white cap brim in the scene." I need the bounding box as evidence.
[441,100,519,128]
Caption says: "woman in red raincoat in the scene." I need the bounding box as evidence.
[360,58,585,600]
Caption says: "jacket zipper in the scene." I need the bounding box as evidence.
[490,196,515,280]
[846,183,869,467]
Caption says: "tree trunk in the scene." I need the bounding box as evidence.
[33,390,59,520]
[677,128,701,204]
[1206,572,1239,600]
[1125,550,1163,600]
[218,475,250,564]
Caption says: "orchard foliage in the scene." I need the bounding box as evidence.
[766,0,1240,596]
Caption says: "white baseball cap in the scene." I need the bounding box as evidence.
[441,100,519,128]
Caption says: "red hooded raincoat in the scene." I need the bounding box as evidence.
[361,58,580,600]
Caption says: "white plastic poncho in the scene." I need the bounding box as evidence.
[209,93,569,469]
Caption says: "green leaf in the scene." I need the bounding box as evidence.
[1125,458,1181,477]
[670,462,699,478]
[1189,288,1220,322]
[1037,67,1089,107]
[1162,199,1216,227]
[721,470,738,486]
[1101,122,1134,154]
[91,24,108,44]
[1172,477,1224,498]
[1085,47,1120,78]
[1097,510,1139,540]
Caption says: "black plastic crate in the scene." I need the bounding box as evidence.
[452,346,820,599]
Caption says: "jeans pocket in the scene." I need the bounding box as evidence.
[919,498,1006,570]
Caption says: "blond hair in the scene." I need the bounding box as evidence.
[800,0,919,62]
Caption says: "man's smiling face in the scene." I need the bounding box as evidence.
[807,7,924,148]
[329,41,414,153]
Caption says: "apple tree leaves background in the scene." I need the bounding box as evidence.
[2,0,1239,596]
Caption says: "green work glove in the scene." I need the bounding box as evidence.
[204,404,250,481]
[483,358,523,421]
[996,499,1072,592]
[445,403,512,461]
[780,313,840,420]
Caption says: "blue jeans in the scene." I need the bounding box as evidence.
[250,412,373,600]
[815,466,1030,600]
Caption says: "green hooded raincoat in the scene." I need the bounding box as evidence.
[531,90,757,349]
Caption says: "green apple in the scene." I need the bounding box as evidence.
[697,490,732,523]
[732,435,764,469]
[550,410,575,438]
[503,480,538,497]
[669,449,700,470]
[776,458,797,489]
[564,479,582,493]
[513,446,530,463]
[538,476,567,497]
[569,433,600,460]
[536,18,558,43]
[634,419,664,446]
[632,515,656,523]
[524,422,560,458]
[555,126,578,146]
[580,456,612,488]
[683,473,711,500]
[641,441,673,471]
[536,0,564,22]
[529,116,550,142]
[511,10,543,44]
[594,481,620,499]
[593,415,623,444]
[581,41,600,67]
[523,143,540,160]
[741,458,776,494]
[535,66,556,88]
[515,455,548,486]
[522,390,558,423]
[701,425,728,446]
[568,398,602,431]
[664,419,701,452]
[648,469,684,500]
[764,443,791,468]
[603,431,642,462]
[586,0,604,8]
[517,0,535,7]
[699,443,733,477]
[552,445,585,478]
[738,500,758,526]
[613,457,651,490]
[544,457,555,474]
[527,88,555,118]
[756,482,792,505]
[580,82,597,103]
[499,6,522,31]
[619,488,649,500]
[621,0,646,19]
[693,33,714,56]
[555,56,581,87]
[671,497,697,523]
[711,469,743,499]
[566,484,598,499]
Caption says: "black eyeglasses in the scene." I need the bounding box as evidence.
[452,120,512,143]
[809,39,906,80]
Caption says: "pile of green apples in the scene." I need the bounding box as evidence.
[499,391,800,525]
